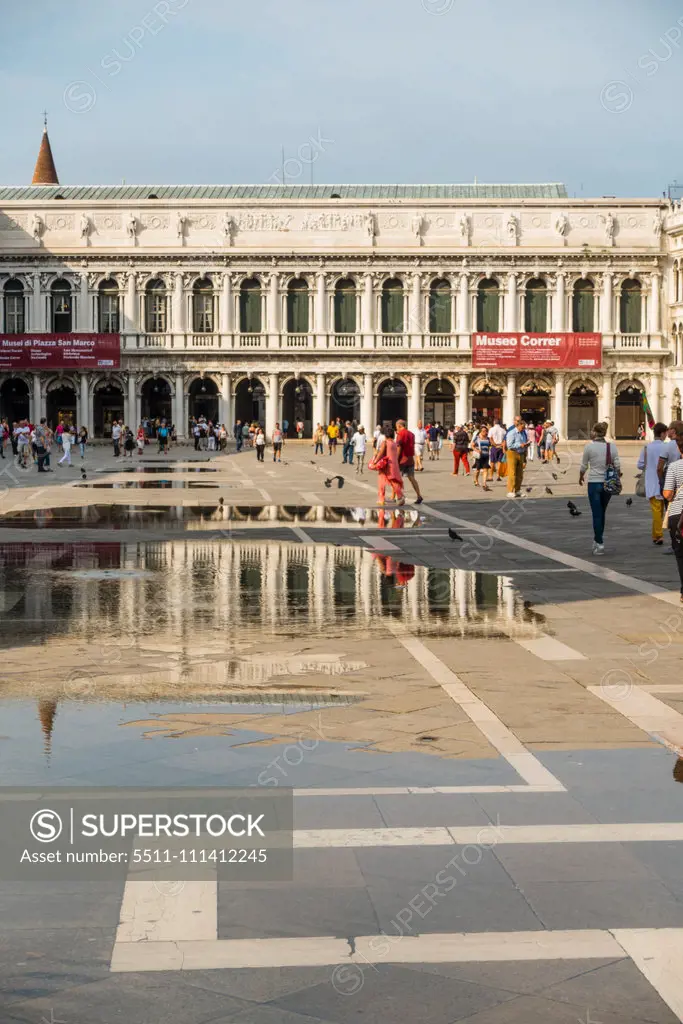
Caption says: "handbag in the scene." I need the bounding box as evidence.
[604,442,623,496]
[368,454,389,472]
[635,446,647,498]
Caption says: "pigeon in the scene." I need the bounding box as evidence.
[552,473,558,481]
[526,486,534,493]
[324,476,344,489]
[626,497,633,507]
[569,508,582,518]
[324,478,332,489]
[545,487,554,495]
[567,501,578,512]
[448,527,463,542]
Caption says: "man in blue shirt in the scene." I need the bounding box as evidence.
[504,416,529,497]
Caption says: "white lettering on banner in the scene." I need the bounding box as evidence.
[520,335,562,347]
[476,335,517,347]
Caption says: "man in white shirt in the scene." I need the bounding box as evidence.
[111,420,122,457]
[14,420,30,467]
[413,420,427,472]
[351,425,367,474]
[639,422,680,544]
[488,419,507,481]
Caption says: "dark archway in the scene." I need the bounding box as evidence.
[568,384,598,440]
[615,382,644,439]
[282,379,313,437]
[424,378,455,427]
[519,383,551,426]
[47,385,77,429]
[330,378,360,424]
[94,382,124,437]
[377,378,407,428]
[189,378,219,423]
[235,377,266,425]
[141,377,172,423]
[0,378,30,423]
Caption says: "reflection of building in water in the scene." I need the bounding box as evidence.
[37,698,57,758]
[0,539,533,644]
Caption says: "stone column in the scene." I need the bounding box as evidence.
[313,373,326,430]
[31,272,42,331]
[456,373,469,424]
[649,273,661,335]
[458,273,470,332]
[172,272,184,336]
[174,373,185,436]
[315,272,326,338]
[31,373,42,423]
[219,273,232,334]
[553,374,566,439]
[77,274,91,332]
[266,373,279,437]
[362,273,374,346]
[126,373,136,426]
[554,273,566,332]
[601,273,613,334]
[408,374,421,429]
[79,373,91,433]
[267,273,280,347]
[361,373,374,430]
[504,273,517,332]
[124,273,137,335]
[219,372,232,429]
[503,374,517,426]
[409,273,422,345]
[598,374,613,431]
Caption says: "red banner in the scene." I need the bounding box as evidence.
[473,332,602,370]
[0,334,120,371]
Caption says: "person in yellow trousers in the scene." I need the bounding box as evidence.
[638,422,680,544]
[503,416,530,498]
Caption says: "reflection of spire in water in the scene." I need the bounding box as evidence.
[37,699,58,759]
[674,758,683,784]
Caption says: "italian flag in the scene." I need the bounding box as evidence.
[642,392,655,429]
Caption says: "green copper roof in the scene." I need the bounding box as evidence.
[0,183,569,201]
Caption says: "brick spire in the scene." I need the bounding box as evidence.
[32,114,59,185]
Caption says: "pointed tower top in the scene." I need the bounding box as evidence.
[32,115,59,185]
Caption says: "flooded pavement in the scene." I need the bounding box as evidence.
[76,481,223,489]
[95,465,219,473]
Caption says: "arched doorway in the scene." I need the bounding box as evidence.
[189,378,219,423]
[567,382,598,440]
[0,378,30,423]
[377,378,407,428]
[282,378,313,437]
[471,381,503,424]
[615,381,645,439]
[141,377,172,424]
[235,377,266,425]
[519,381,551,426]
[330,378,360,424]
[93,381,124,437]
[47,383,77,429]
[423,378,455,427]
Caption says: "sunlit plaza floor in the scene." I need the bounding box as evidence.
[1,440,683,1023]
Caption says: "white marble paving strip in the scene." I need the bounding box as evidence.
[396,632,566,791]
[290,526,314,544]
[292,785,562,796]
[115,879,217,944]
[360,536,400,551]
[111,928,624,973]
[613,928,683,1023]
[588,685,683,751]
[516,635,587,661]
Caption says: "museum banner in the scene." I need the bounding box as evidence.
[473,332,602,370]
[0,334,120,371]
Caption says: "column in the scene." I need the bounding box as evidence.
[553,273,566,332]
[313,373,326,430]
[219,372,232,428]
[361,373,374,431]
[267,273,280,346]
[126,373,136,426]
[456,373,469,424]
[598,374,613,431]
[503,374,517,425]
[265,373,279,437]
[79,373,91,433]
[31,373,42,423]
[553,374,566,439]
[77,274,91,332]
[219,273,232,334]
[601,273,613,333]
[408,374,421,429]
[649,273,661,335]
[362,273,374,346]
[30,272,42,331]
[315,272,326,338]
[505,273,517,331]
[124,273,137,334]
[458,273,470,333]
[173,373,185,436]
[409,273,422,343]
[172,272,184,336]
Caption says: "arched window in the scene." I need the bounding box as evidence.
[381,278,404,333]
[524,278,547,333]
[476,279,499,332]
[98,279,119,333]
[620,279,642,334]
[429,278,451,334]
[51,278,72,333]
[572,279,595,333]
[145,278,167,334]
[286,279,309,334]
[334,278,356,334]
[3,279,25,334]
[192,278,214,333]
[239,279,262,333]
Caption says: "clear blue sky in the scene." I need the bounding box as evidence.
[1,0,682,196]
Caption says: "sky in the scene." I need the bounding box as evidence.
[1,0,683,197]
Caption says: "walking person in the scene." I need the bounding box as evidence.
[58,425,74,467]
[662,422,683,603]
[111,419,122,458]
[370,425,404,506]
[296,419,304,440]
[313,423,324,456]
[342,421,354,465]
[579,422,622,556]
[327,419,339,456]
[34,418,51,473]
[234,419,243,452]
[351,425,367,473]
[136,424,145,455]
[503,416,530,498]
[451,425,471,476]
[427,422,439,461]
[396,419,423,504]
[78,425,88,459]
[272,423,283,462]
[489,419,507,482]
[472,426,492,491]
[414,420,426,472]
[14,420,31,468]
[255,427,266,462]
[123,425,135,458]
[637,422,679,545]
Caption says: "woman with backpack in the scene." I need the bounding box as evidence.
[579,422,621,556]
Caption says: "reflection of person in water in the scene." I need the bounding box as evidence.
[674,758,683,783]
[371,552,416,587]
[377,509,405,530]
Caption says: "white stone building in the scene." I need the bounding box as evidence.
[0,131,681,438]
